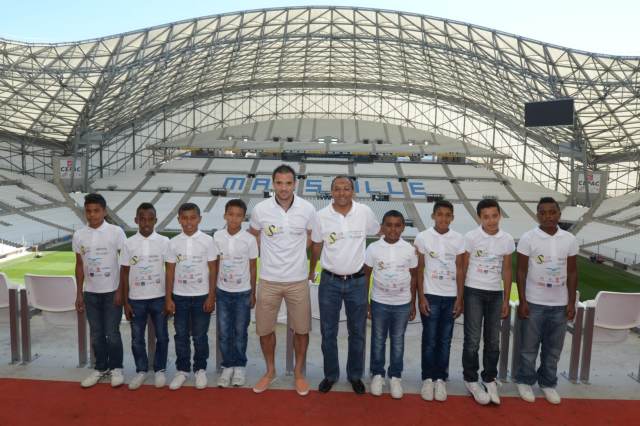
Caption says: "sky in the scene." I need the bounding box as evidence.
[1,0,638,56]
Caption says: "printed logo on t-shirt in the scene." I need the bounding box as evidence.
[176,254,185,263]
[428,251,438,258]
[475,249,485,257]
[376,260,386,270]
[265,224,280,237]
[80,245,87,255]
[129,255,139,265]
[535,255,545,264]
[328,232,338,245]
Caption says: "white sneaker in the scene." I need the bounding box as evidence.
[541,387,561,404]
[421,379,434,401]
[232,367,246,386]
[464,381,490,405]
[169,371,188,390]
[517,383,535,402]
[483,381,501,405]
[390,377,403,399]
[80,370,108,388]
[128,372,147,390]
[434,379,447,402]
[111,368,125,388]
[217,367,234,388]
[195,369,208,389]
[154,371,166,388]
[370,375,384,396]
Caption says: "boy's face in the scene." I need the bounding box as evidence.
[224,206,245,231]
[432,207,453,231]
[381,216,404,243]
[537,202,561,229]
[479,206,501,234]
[178,209,201,235]
[84,203,106,228]
[331,178,354,208]
[273,172,295,202]
[135,208,157,236]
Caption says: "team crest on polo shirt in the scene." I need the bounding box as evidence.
[176,254,185,263]
[265,225,279,237]
[475,249,485,257]
[535,255,545,264]
[80,245,87,255]
[328,232,338,245]
[428,251,438,258]
[376,260,386,270]
[129,256,139,265]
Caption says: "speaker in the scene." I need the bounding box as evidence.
[524,99,574,127]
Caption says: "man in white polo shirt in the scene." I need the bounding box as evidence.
[515,197,578,405]
[249,164,316,396]
[309,175,379,394]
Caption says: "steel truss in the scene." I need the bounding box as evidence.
[1,7,638,194]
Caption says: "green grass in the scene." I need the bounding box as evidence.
[2,249,638,301]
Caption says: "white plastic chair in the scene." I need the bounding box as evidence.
[0,272,17,322]
[24,274,77,326]
[584,291,640,343]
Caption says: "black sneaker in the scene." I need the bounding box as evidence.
[350,379,366,394]
[318,378,335,393]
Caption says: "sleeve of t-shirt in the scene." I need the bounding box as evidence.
[72,231,80,254]
[568,236,579,257]
[505,235,516,255]
[206,237,219,261]
[305,204,314,231]
[464,232,474,254]
[408,247,418,269]
[119,241,130,267]
[166,240,177,264]
[516,233,530,256]
[115,227,127,257]
[248,234,259,259]
[365,206,380,235]
[310,212,323,243]
[249,205,262,230]
[414,233,426,254]
[162,239,171,262]
[364,244,375,268]
[455,235,466,255]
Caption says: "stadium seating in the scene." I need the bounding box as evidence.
[24,274,78,327]
[575,221,633,245]
[594,191,640,218]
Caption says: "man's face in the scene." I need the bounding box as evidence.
[381,216,404,243]
[135,208,157,236]
[84,203,106,228]
[331,177,354,208]
[178,209,201,235]
[273,171,295,201]
[537,202,561,229]
[479,206,501,234]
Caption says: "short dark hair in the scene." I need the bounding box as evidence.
[225,198,247,214]
[382,209,405,225]
[84,193,106,209]
[178,202,200,216]
[476,198,501,217]
[136,202,156,216]
[433,200,454,214]
[537,196,560,211]
[272,164,296,181]
[331,175,354,190]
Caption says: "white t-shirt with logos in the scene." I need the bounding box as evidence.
[365,238,418,305]
[214,229,259,293]
[249,196,315,282]
[72,221,126,293]
[414,227,465,297]
[120,232,170,300]
[311,201,380,275]
[464,227,515,291]
[518,227,579,306]
[167,230,219,296]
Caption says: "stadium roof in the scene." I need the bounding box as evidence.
[1,6,639,169]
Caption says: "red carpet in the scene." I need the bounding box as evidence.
[0,378,636,426]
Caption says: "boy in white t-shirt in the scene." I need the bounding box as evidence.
[213,199,258,388]
[414,200,465,402]
[73,193,127,388]
[364,210,418,400]
[515,197,578,405]
[462,199,515,406]
[120,202,170,390]
[165,203,219,390]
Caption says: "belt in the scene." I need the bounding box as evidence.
[323,268,365,281]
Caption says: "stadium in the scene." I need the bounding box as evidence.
[1,6,639,425]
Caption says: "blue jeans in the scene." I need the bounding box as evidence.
[173,294,212,372]
[462,286,502,383]
[84,291,123,371]
[216,288,251,368]
[129,297,169,373]
[369,300,410,378]
[421,294,456,380]
[319,272,368,382]
[515,303,567,388]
